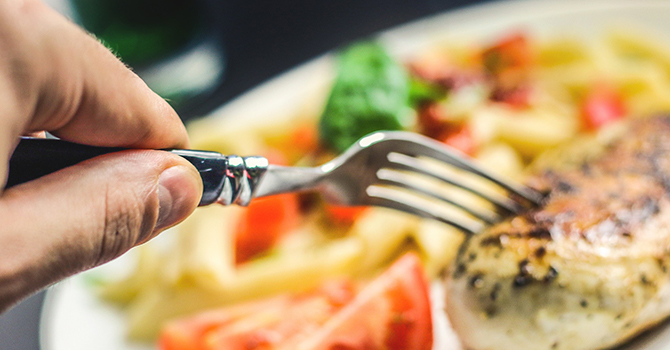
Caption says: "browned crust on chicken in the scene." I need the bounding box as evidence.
[446,116,670,350]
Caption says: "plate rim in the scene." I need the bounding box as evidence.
[199,0,670,126]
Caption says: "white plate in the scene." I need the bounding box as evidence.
[40,0,670,349]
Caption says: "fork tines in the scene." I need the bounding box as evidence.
[365,132,544,234]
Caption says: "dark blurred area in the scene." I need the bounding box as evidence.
[0,0,487,349]
[190,0,491,120]
[50,0,491,120]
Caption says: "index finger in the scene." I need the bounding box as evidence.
[0,0,188,150]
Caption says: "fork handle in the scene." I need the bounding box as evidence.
[7,137,230,206]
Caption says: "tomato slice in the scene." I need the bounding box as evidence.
[580,85,626,130]
[233,147,302,264]
[417,103,478,156]
[417,103,450,140]
[441,124,477,156]
[490,85,532,109]
[205,281,356,350]
[482,32,534,98]
[273,124,321,164]
[482,32,533,74]
[385,254,433,350]
[300,253,433,350]
[160,281,355,350]
[324,204,369,226]
[235,193,301,264]
[291,125,320,154]
[159,253,432,350]
[159,296,291,350]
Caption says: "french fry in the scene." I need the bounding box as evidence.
[231,237,363,297]
[124,237,363,340]
[607,29,670,79]
[537,38,590,68]
[97,246,161,305]
[165,206,241,290]
[475,143,524,180]
[413,220,465,277]
[347,208,419,276]
[495,108,579,157]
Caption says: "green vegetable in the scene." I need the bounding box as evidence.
[319,42,411,152]
[408,78,446,106]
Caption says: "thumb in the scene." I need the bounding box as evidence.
[0,150,202,311]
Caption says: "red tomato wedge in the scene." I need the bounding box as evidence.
[442,124,477,157]
[417,103,450,140]
[269,124,321,164]
[324,204,369,226]
[481,32,533,74]
[297,253,433,350]
[290,125,320,154]
[580,86,626,130]
[159,281,355,350]
[234,148,301,264]
[158,253,433,350]
[417,103,478,156]
[205,281,357,350]
[490,85,532,109]
[159,296,291,350]
[235,193,301,264]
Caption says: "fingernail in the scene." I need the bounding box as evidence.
[155,165,200,231]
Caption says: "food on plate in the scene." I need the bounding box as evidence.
[320,42,412,152]
[446,116,670,350]
[95,27,670,347]
[234,193,301,264]
[159,253,432,350]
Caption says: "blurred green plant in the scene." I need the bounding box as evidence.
[319,42,447,152]
[72,0,202,67]
[319,42,411,153]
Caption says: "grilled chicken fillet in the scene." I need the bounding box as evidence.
[446,116,670,350]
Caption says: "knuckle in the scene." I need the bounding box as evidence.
[95,183,156,265]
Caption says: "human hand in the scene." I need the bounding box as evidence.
[0,0,203,311]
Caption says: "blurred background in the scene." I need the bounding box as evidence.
[0,0,489,348]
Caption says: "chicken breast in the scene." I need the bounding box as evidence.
[445,116,670,350]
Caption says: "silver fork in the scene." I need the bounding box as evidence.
[9,132,544,234]
[244,131,543,234]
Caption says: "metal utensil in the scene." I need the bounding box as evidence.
[8,132,543,234]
